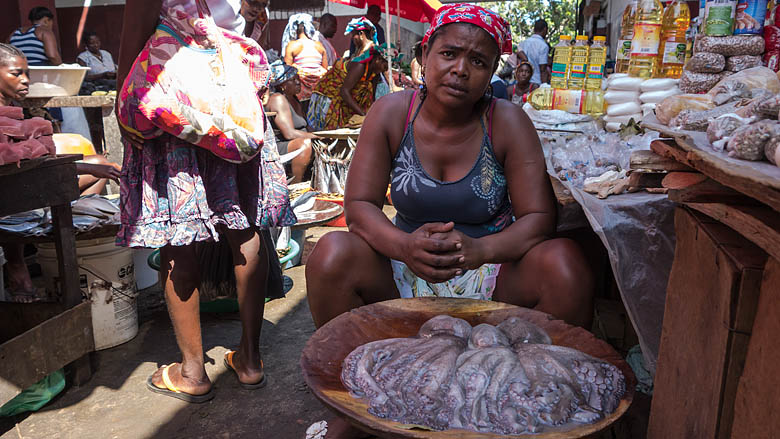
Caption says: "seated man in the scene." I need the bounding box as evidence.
[305,5,594,331]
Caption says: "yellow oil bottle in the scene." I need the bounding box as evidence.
[526,87,606,116]
[628,0,664,78]
[568,35,590,89]
[585,36,607,90]
[550,35,573,89]
[616,0,639,73]
[657,0,690,78]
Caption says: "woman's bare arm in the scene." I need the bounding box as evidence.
[464,100,556,266]
[340,61,368,116]
[117,0,162,89]
[316,42,328,69]
[266,93,316,140]
[345,92,461,282]
[38,28,61,65]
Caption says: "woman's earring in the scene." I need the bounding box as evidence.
[420,67,428,98]
[486,84,494,99]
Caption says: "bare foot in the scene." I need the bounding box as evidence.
[225,350,264,385]
[149,362,211,396]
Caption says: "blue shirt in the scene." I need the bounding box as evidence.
[522,34,549,85]
[491,75,508,100]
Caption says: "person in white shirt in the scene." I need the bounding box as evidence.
[77,32,116,83]
[520,19,550,85]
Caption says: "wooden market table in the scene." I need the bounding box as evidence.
[20,95,122,162]
[646,136,780,438]
[0,155,94,405]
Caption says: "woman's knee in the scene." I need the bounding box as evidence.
[536,239,592,289]
[306,231,364,281]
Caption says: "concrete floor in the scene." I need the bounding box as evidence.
[0,261,331,439]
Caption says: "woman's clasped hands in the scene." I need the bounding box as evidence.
[402,222,487,283]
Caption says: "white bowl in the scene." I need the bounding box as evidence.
[28,65,90,97]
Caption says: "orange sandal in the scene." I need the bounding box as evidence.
[146,364,215,403]
[224,351,267,390]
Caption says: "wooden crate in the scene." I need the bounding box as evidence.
[647,208,767,439]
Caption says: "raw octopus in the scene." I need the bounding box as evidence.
[341,315,625,435]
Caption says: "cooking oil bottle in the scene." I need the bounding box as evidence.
[526,87,605,116]
[657,0,690,78]
[628,0,664,78]
[568,35,590,89]
[585,36,607,90]
[616,0,639,73]
[550,35,573,89]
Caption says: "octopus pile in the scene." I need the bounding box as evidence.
[341,315,625,435]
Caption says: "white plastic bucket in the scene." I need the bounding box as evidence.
[132,248,158,290]
[37,238,138,350]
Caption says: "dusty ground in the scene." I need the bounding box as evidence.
[0,209,651,438]
[0,255,332,439]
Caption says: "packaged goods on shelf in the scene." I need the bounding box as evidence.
[725,54,763,71]
[685,52,726,72]
[695,35,765,56]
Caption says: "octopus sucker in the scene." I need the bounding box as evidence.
[340,315,626,435]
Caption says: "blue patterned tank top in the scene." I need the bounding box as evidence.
[9,26,49,66]
[390,94,513,238]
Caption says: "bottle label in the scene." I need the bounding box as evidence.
[705,1,736,35]
[662,42,687,65]
[587,64,604,79]
[630,23,662,56]
[552,89,585,113]
[570,62,587,79]
[551,62,569,78]
[616,39,633,61]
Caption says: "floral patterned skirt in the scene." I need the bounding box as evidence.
[116,132,295,248]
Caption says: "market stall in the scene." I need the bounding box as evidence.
[0,155,94,406]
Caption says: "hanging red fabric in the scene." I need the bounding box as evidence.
[326,0,440,22]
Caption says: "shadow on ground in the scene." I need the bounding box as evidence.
[0,265,333,439]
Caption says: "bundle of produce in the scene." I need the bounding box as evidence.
[657,66,780,123]
[681,35,766,92]
[0,106,55,166]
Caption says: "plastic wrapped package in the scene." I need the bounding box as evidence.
[679,70,731,94]
[605,122,623,132]
[733,88,776,117]
[655,93,716,124]
[695,35,766,56]
[669,101,742,130]
[706,113,755,144]
[640,88,681,104]
[684,52,726,73]
[604,113,643,125]
[766,136,780,164]
[764,24,780,52]
[604,90,640,104]
[755,93,780,118]
[607,101,642,116]
[640,78,679,92]
[608,76,645,91]
[726,119,779,159]
[764,51,780,72]
[726,55,763,71]
[707,66,780,105]
[642,103,657,117]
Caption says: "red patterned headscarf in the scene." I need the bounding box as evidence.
[422,4,513,55]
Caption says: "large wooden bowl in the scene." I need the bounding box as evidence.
[300,298,635,438]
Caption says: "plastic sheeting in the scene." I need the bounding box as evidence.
[557,176,676,375]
